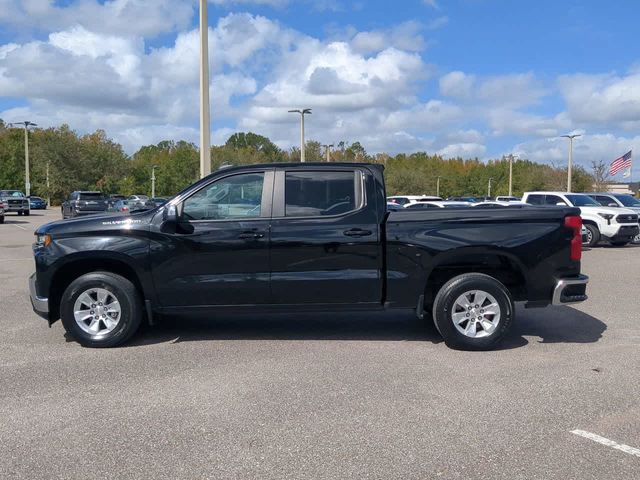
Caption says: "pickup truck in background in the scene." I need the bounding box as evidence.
[30,163,588,350]
[0,189,30,215]
[522,191,639,247]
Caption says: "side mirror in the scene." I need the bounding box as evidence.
[556,202,566,206]
[163,203,178,224]
[608,203,618,207]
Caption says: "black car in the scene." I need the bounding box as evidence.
[61,191,108,218]
[30,162,588,351]
[29,196,47,209]
[150,197,168,207]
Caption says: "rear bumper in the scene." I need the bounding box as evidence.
[29,273,49,320]
[552,275,589,306]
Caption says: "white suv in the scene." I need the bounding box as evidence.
[522,191,639,247]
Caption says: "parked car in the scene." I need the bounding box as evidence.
[587,192,640,244]
[495,196,521,202]
[61,191,108,219]
[30,162,588,351]
[106,194,127,209]
[471,201,529,208]
[387,195,442,207]
[387,202,403,211]
[0,190,30,215]
[0,200,6,223]
[126,195,152,211]
[107,199,132,214]
[29,196,47,210]
[522,191,639,247]
[405,201,471,209]
[150,197,168,207]
[447,196,479,203]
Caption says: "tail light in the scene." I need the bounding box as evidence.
[565,215,582,261]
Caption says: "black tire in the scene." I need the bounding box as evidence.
[24,210,30,216]
[60,271,143,348]
[584,224,600,247]
[17,211,22,216]
[610,241,629,247]
[432,273,514,351]
[0,216,4,224]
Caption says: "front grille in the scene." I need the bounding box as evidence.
[616,214,638,224]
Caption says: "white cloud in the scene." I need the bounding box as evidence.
[559,71,640,129]
[351,21,427,55]
[0,0,194,37]
[439,71,475,99]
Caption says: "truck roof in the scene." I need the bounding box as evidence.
[215,162,382,172]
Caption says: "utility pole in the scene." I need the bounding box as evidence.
[151,165,159,198]
[436,176,441,197]
[488,177,493,198]
[9,121,37,196]
[45,160,50,207]
[322,144,333,162]
[199,0,211,178]
[288,108,312,162]
[561,134,581,192]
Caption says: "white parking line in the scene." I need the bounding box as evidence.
[11,224,27,230]
[571,429,640,458]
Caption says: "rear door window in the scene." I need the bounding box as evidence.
[284,171,360,217]
[526,194,544,205]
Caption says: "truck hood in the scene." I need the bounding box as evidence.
[36,209,157,236]
[578,206,636,216]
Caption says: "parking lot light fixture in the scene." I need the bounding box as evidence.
[436,176,442,197]
[288,109,312,162]
[9,121,37,197]
[561,134,581,192]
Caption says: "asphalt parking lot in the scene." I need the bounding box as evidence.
[1,209,639,479]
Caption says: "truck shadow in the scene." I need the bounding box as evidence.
[127,305,606,350]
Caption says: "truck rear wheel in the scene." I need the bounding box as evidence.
[60,271,143,348]
[432,273,513,351]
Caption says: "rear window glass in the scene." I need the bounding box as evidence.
[79,193,105,200]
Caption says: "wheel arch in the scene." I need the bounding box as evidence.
[49,255,148,321]
[423,250,528,309]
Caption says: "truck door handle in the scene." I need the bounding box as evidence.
[238,232,264,240]
[343,228,372,237]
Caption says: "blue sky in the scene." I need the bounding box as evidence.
[0,0,639,179]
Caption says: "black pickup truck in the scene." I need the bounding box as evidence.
[29,163,588,350]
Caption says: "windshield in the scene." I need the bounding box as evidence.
[79,193,105,200]
[566,194,599,206]
[0,190,25,197]
[615,195,640,207]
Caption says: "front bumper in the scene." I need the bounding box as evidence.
[29,273,49,320]
[552,275,589,306]
[608,225,639,242]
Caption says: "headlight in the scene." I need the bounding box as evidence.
[35,234,52,248]
[598,213,614,220]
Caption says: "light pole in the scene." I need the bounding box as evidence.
[436,176,441,197]
[288,108,312,162]
[151,165,159,198]
[560,134,581,192]
[199,0,211,179]
[506,154,517,196]
[9,121,37,197]
[488,177,493,198]
[322,144,333,162]
[45,160,50,207]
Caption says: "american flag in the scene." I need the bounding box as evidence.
[609,150,632,176]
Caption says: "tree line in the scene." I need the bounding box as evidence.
[0,120,596,204]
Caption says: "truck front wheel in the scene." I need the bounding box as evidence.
[60,271,143,348]
[584,224,600,247]
[432,273,514,351]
